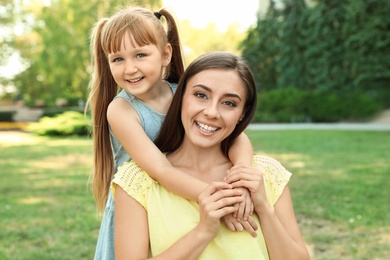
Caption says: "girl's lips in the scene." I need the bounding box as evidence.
[127,77,143,83]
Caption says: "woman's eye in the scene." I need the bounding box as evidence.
[223,100,237,107]
[194,92,207,99]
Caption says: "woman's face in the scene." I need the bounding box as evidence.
[181,69,247,150]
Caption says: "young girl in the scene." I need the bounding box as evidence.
[112,51,310,259]
[86,6,254,260]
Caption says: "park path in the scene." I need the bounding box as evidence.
[248,109,390,131]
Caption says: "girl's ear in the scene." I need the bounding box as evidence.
[162,44,172,67]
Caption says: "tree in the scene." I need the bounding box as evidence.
[343,0,390,105]
[241,0,389,122]
[241,1,281,92]
[9,0,160,106]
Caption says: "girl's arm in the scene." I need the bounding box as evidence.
[108,99,207,200]
[114,182,243,260]
[228,132,253,166]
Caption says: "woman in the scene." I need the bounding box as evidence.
[112,52,310,259]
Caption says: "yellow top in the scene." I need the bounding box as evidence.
[112,155,291,259]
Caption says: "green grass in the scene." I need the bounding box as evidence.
[246,130,390,259]
[0,130,389,259]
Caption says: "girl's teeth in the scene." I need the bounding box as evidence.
[129,77,141,83]
[197,122,217,132]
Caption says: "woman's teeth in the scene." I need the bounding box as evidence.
[197,122,218,133]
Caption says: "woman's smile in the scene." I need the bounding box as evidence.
[196,121,220,134]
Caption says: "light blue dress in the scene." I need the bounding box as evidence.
[94,82,177,260]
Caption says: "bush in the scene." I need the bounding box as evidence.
[254,88,384,123]
[307,90,384,122]
[27,111,91,136]
[41,106,84,118]
[254,87,309,122]
[0,111,16,122]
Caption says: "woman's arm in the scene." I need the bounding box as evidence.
[225,164,310,260]
[256,186,311,260]
[114,182,243,259]
[108,99,207,200]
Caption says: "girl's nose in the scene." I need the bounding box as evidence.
[125,61,137,74]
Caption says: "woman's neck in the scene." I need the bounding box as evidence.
[167,143,232,183]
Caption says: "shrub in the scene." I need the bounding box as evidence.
[307,90,384,122]
[253,88,383,123]
[27,111,91,136]
[41,106,84,118]
[0,111,16,122]
[254,87,309,122]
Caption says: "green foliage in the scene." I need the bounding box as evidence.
[27,111,91,136]
[255,87,309,122]
[242,0,390,121]
[180,20,246,65]
[7,0,161,106]
[0,111,15,122]
[41,106,84,118]
[254,88,383,122]
[0,0,16,67]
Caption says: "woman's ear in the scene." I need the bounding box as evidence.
[238,113,245,123]
[238,108,248,124]
[162,44,172,67]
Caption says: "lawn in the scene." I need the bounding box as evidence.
[0,129,389,259]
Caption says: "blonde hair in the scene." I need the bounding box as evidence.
[86,6,184,213]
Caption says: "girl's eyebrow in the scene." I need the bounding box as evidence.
[192,84,242,101]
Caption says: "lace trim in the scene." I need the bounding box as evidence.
[253,155,292,200]
[111,161,154,209]
[112,155,291,209]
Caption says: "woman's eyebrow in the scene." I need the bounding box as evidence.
[192,84,242,101]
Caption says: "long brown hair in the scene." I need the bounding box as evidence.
[85,6,184,213]
[155,51,257,156]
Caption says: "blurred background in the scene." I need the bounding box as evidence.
[1,0,389,124]
[0,0,389,259]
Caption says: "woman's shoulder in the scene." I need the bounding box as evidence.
[252,155,292,198]
[112,160,155,209]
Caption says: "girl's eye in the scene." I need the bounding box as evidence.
[194,92,207,99]
[136,53,146,58]
[222,100,237,107]
[112,57,123,63]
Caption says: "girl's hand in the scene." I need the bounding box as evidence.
[233,187,254,221]
[222,213,258,237]
[225,164,269,213]
[226,166,254,220]
[197,182,244,238]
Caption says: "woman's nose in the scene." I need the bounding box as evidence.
[203,103,220,119]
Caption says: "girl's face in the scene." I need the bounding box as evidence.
[181,69,247,150]
[108,33,171,98]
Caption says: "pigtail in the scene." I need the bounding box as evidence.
[86,18,117,213]
[158,8,184,83]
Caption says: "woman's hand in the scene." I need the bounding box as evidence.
[197,182,244,239]
[225,164,270,213]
